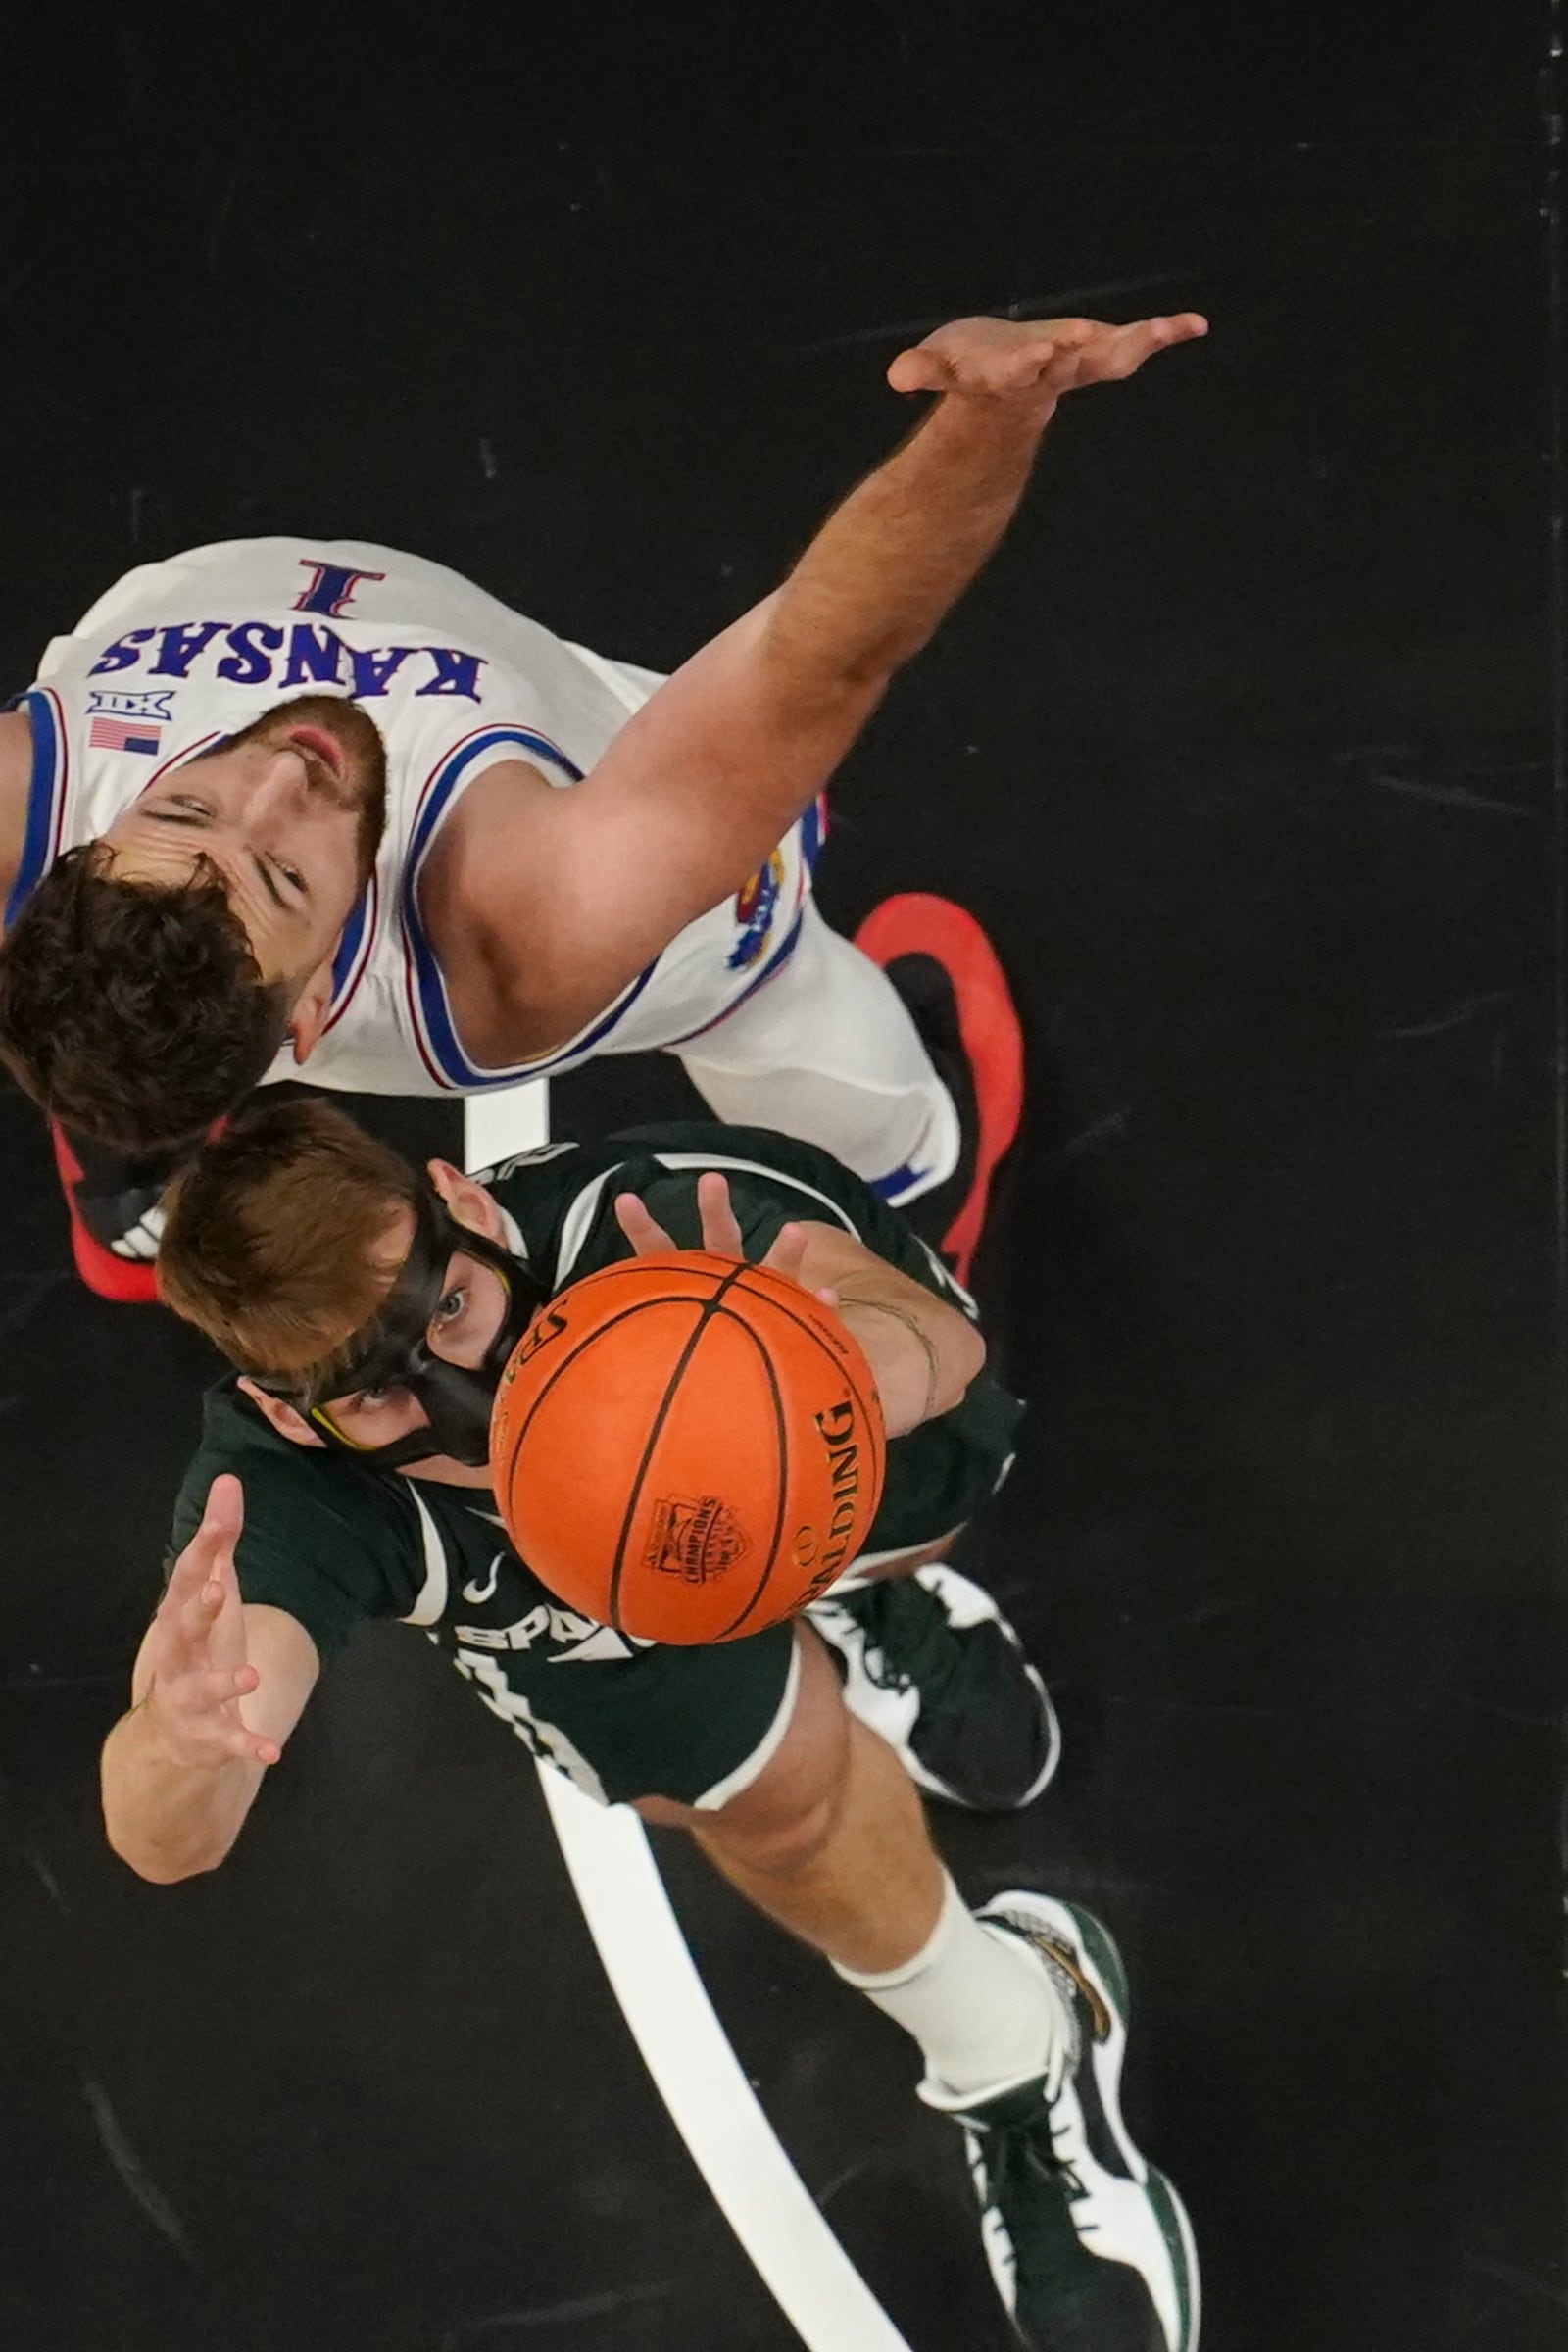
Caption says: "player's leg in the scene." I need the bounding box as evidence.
[635,1625,1199,2352]
[676,899,960,1209]
[641,1627,942,1968]
[636,1626,1061,2063]
[677,895,1022,1282]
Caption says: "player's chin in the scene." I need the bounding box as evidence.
[403,1455,493,1490]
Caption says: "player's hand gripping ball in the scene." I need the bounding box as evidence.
[488,1251,887,1643]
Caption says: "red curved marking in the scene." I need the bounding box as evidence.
[49,1124,160,1305]
[853,892,1023,1288]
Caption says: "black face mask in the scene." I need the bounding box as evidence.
[259,1188,545,1473]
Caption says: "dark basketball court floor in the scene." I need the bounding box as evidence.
[2,6,1563,2347]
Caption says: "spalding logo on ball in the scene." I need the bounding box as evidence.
[488,1250,887,1643]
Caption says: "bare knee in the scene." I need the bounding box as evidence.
[698,1783,845,1883]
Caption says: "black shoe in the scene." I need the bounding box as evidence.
[855,894,1023,1286]
[51,1124,178,1303]
[807,1564,1059,1809]
[923,1892,1200,2352]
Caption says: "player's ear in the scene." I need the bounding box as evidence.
[427,1159,505,1242]
[287,959,335,1065]
[237,1377,327,1448]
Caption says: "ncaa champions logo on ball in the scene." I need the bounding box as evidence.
[644,1494,751,1584]
[489,1248,886,1643]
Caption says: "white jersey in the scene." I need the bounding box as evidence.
[12,537,823,1096]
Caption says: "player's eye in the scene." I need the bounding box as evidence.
[146,794,214,822]
[433,1286,467,1327]
[356,1385,398,1411]
[272,857,307,894]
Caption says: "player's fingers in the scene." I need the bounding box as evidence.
[149,1600,203,1676]
[1020,320,1091,376]
[224,1726,281,1768]
[1115,317,1179,371]
[163,1533,216,1598]
[165,1495,245,1654]
[762,1222,809,1285]
[169,1573,225,1653]
[164,1476,243,1598]
[204,1473,244,1537]
[196,1473,244,1574]
[177,1663,260,1713]
[695,1173,744,1258]
[887,345,955,395]
[980,342,1051,394]
[614,1192,675,1256]
[148,1598,207,1686]
[154,1556,202,1629]
[977,319,1080,393]
[1106,314,1208,378]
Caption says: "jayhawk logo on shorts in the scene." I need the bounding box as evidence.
[728,851,784,970]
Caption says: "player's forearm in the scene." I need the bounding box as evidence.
[764,393,1054,693]
[835,1281,986,1438]
[100,1704,258,1883]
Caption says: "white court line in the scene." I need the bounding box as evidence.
[537,1767,915,2352]
[464,1077,551,1166]
[466,1089,914,2352]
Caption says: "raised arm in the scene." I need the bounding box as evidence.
[614,1172,986,1438]
[481,309,1206,1037]
[100,1474,319,1884]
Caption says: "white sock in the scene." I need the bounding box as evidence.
[833,1874,1073,2104]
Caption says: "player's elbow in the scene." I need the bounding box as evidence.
[105,1831,220,1885]
[101,1797,237,1885]
[119,1846,214,1886]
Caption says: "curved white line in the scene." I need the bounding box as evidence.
[537,1768,913,2352]
[464,1077,550,1170]
[466,1092,911,2352]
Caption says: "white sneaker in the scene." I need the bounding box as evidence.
[920,1891,1200,2352]
[808,1563,1060,1809]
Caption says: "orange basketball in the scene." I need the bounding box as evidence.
[488,1250,886,1643]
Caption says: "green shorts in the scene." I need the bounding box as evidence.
[448,1616,805,1810]
[443,1369,1022,1811]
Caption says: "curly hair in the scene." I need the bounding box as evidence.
[158,1096,419,1383]
[0,845,295,1151]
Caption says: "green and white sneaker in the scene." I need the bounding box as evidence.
[921,1892,1200,2352]
[807,1564,1060,1811]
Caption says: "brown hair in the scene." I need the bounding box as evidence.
[158,1096,420,1385]
[0,846,296,1151]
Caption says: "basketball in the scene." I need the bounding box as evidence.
[488,1250,887,1643]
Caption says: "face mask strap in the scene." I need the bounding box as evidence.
[255,1186,545,1473]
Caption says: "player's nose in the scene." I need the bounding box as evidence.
[245,745,314,826]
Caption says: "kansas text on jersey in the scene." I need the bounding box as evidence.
[13,539,825,1097]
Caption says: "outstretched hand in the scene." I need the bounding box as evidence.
[140,1475,281,1771]
[613,1171,837,1305]
[888,311,1207,415]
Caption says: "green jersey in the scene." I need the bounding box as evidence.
[171,1123,1023,1806]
